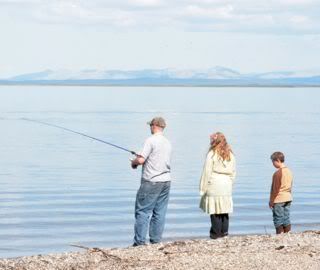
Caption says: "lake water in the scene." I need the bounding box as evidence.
[0,85,319,258]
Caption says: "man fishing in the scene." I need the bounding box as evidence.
[22,116,172,246]
[130,117,172,246]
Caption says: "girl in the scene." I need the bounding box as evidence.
[199,132,236,239]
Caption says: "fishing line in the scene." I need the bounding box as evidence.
[21,118,137,156]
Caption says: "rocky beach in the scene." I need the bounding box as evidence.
[0,231,319,270]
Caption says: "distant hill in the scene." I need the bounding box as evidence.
[1,67,320,86]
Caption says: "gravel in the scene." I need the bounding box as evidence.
[0,231,319,270]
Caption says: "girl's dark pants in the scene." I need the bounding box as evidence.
[210,214,229,239]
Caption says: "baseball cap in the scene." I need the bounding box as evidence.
[147,117,166,128]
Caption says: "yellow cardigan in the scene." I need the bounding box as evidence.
[199,150,236,214]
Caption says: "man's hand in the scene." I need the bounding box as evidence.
[131,163,138,169]
[130,156,145,169]
[130,158,138,169]
[130,155,145,169]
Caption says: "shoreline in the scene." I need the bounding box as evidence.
[1,231,319,269]
[1,83,320,88]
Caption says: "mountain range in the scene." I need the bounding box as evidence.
[1,67,320,86]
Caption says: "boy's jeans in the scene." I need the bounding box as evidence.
[134,180,171,245]
[272,201,291,228]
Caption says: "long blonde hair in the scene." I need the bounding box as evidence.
[209,132,233,161]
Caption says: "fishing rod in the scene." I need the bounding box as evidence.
[21,118,138,156]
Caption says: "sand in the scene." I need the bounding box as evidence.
[0,231,319,270]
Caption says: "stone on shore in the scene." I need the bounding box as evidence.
[0,231,319,270]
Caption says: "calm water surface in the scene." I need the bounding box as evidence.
[0,86,319,258]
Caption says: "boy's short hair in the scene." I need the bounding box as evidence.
[270,152,285,162]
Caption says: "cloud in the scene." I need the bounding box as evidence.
[0,0,319,34]
[130,0,164,7]
[276,0,316,5]
[183,5,234,19]
[290,15,309,24]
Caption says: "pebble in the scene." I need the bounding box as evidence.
[0,231,319,270]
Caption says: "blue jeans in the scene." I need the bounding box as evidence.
[134,180,171,245]
[272,201,291,228]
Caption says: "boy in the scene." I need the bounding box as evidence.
[269,152,293,234]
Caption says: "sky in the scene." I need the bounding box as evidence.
[0,0,320,78]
